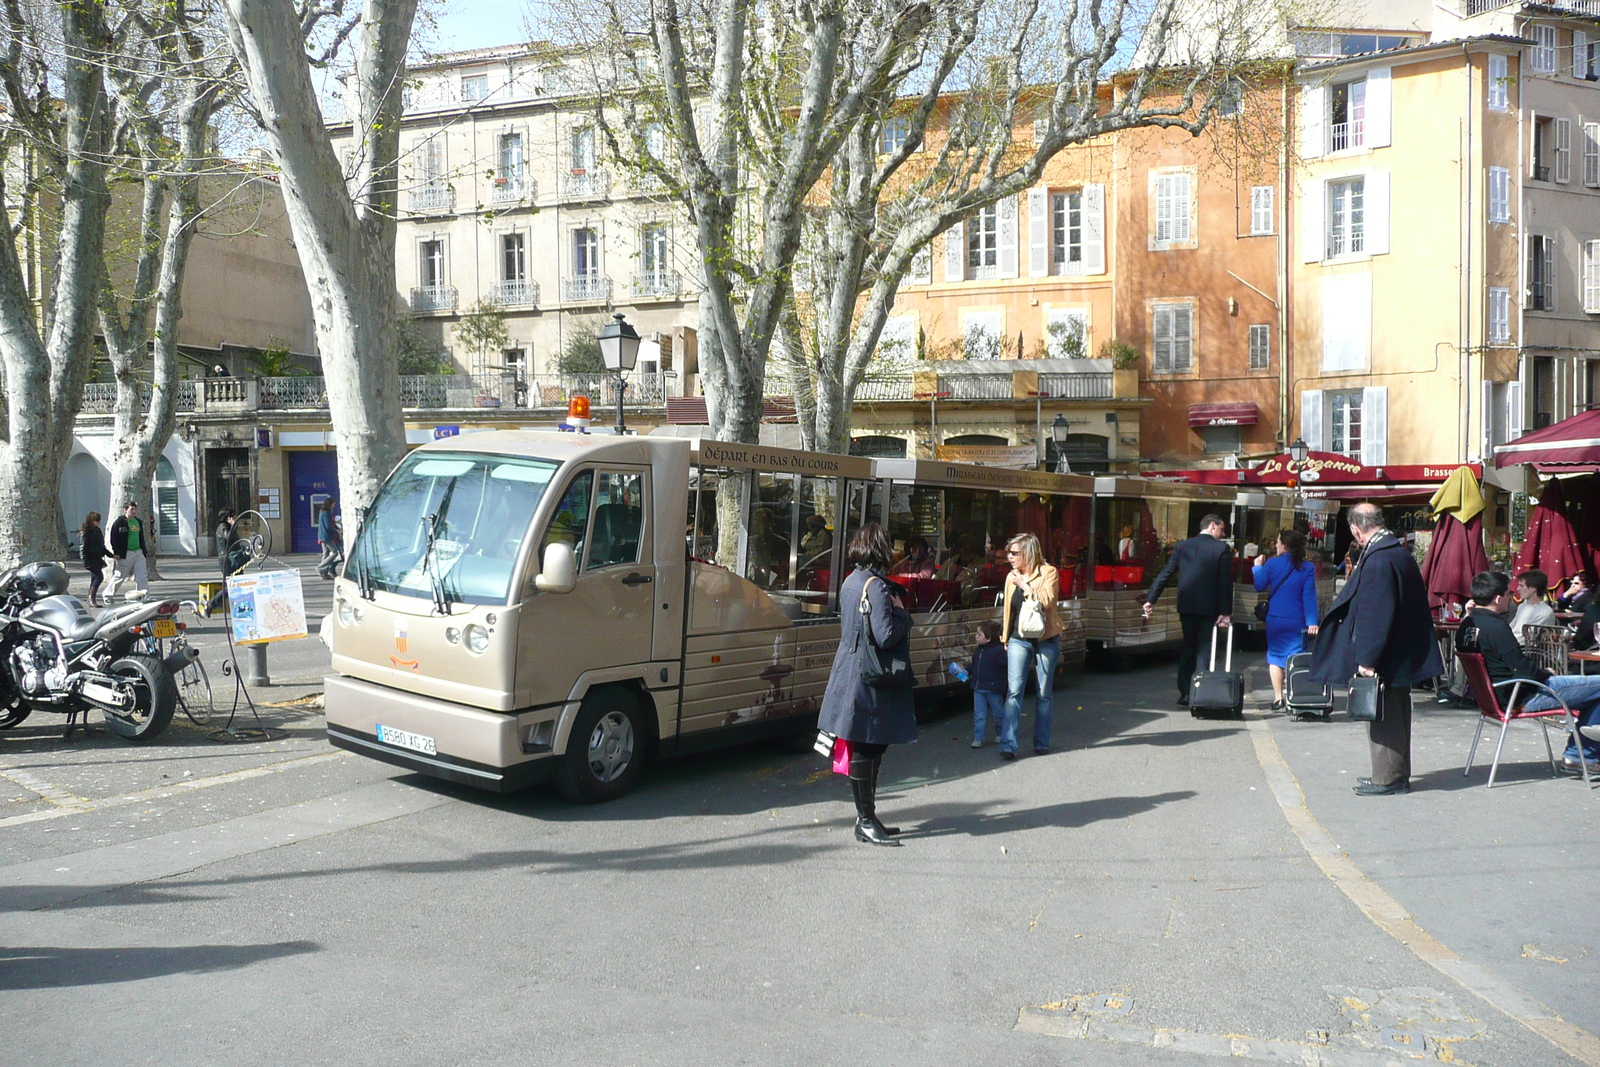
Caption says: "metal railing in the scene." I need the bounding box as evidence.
[489,280,539,307]
[561,275,613,303]
[1534,164,1552,183]
[408,184,455,214]
[1038,372,1113,399]
[630,271,680,300]
[490,177,535,202]
[560,170,611,201]
[854,378,915,402]
[1459,0,1600,14]
[80,378,201,415]
[411,285,459,313]
[526,373,671,407]
[259,376,327,409]
[1329,120,1363,152]
[938,374,1013,400]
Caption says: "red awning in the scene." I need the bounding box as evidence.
[1188,402,1260,428]
[665,397,798,424]
[1495,408,1600,468]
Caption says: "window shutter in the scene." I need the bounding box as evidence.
[1488,53,1508,110]
[1300,84,1326,159]
[1364,170,1391,255]
[1152,308,1172,373]
[1174,307,1193,371]
[944,222,963,282]
[1301,390,1325,452]
[909,246,931,285]
[1584,124,1600,187]
[1585,240,1600,312]
[1556,118,1572,182]
[1301,177,1325,262]
[1482,380,1496,455]
[1576,31,1589,78]
[1360,387,1388,466]
[1489,166,1509,221]
[1028,187,1049,277]
[997,194,1020,278]
[1545,234,1557,309]
[1507,379,1525,441]
[1250,186,1274,235]
[1082,183,1105,274]
[1364,67,1392,148]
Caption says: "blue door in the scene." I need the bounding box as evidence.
[288,451,340,553]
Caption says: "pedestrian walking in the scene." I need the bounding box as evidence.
[998,533,1064,757]
[1142,513,1234,706]
[79,511,107,606]
[967,619,1007,748]
[1253,529,1320,709]
[818,522,916,847]
[1309,503,1443,796]
[1456,570,1600,771]
[106,501,150,599]
[316,498,343,579]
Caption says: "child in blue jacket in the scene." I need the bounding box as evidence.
[968,620,1007,747]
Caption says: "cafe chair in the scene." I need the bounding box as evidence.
[1457,652,1590,788]
[1522,623,1571,677]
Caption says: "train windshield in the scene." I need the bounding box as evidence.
[348,452,560,605]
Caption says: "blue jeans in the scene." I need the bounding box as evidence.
[1524,674,1600,760]
[973,690,1004,745]
[1002,635,1061,753]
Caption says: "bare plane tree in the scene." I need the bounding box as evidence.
[221,0,416,518]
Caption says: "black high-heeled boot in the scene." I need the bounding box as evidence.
[868,756,901,835]
[849,756,900,846]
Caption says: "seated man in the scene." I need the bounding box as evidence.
[1457,570,1600,771]
[1509,568,1558,645]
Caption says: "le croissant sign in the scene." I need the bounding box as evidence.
[1158,452,1479,487]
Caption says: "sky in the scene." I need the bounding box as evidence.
[425,0,538,54]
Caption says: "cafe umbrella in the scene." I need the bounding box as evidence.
[1514,478,1588,586]
[1420,466,1491,610]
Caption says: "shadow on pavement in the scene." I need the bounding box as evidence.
[0,940,319,990]
[886,790,1200,838]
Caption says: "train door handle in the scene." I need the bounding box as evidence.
[621,572,653,586]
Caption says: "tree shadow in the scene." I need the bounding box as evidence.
[0,940,319,990]
[885,790,1199,838]
[1086,728,1241,749]
[1411,763,1589,793]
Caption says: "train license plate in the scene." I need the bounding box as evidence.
[375,724,436,756]
[150,618,178,638]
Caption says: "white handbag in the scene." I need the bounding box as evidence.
[1017,594,1048,639]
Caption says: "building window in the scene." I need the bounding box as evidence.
[1327,177,1365,257]
[1201,425,1242,454]
[880,116,909,154]
[1045,309,1087,359]
[1292,32,1415,57]
[420,240,445,288]
[1585,123,1600,187]
[1488,166,1510,223]
[1528,234,1555,310]
[1051,191,1082,268]
[1555,118,1573,183]
[574,227,599,278]
[641,223,669,279]
[645,123,667,161]
[1489,286,1511,343]
[461,73,488,102]
[1214,77,1244,118]
[962,310,1002,360]
[1152,303,1193,373]
[1531,24,1557,75]
[1533,356,1555,429]
[1488,53,1510,111]
[967,205,998,274]
[1328,390,1363,458]
[497,132,523,184]
[1584,240,1600,314]
[501,232,525,283]
[1153,172,1192,245]
[571,127,596,172]
[1248,324,1270,370]
[1533,117,1551,181]
[1249,186,1274,235]
[1330,79,1366,151]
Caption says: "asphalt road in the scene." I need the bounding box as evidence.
[0,635,1595,1067]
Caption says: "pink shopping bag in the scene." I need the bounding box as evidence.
[831,737,852,775]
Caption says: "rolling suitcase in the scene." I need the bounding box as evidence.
[1284,647,1333,721]
[1190,624,1244,720]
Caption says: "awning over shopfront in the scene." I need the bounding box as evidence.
[1187,402,1259,428]
[1493,408,1600,471]
[1147,452,1476,499]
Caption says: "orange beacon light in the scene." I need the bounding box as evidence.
[565,394,592,431]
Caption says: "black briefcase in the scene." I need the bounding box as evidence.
[1190,625,1244,720]
[1347,675,1383,722]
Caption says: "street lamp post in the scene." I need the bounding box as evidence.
[597,312,641,436]
[1288,436,1310,500]
[1051,413,1071,473]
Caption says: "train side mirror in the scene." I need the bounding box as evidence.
[534,542,576,594]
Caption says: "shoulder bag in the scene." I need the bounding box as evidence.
[857,577,915,690]
[1347,674,1383,722]
[1016,578,1048,639]
[1253,563,1292,623]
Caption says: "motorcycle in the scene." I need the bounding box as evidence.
[0,562,181,742]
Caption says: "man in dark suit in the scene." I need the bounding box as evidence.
[1143,513,1234,705]
[1310,503,1443,795]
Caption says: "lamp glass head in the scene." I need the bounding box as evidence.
[1051,413,1070,444]
[598,312,641,373]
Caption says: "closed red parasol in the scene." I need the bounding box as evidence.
[1420,467,1491,609]
[1514,479,1587,585]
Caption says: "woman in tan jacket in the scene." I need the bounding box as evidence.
[999,533,1064,759]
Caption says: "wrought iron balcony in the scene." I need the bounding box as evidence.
[561,275,613,304]
[408,183,455,214]
[411,285,459,313]
[491,176,535,203]
[560,170,611,201]
[630,271,680,300]
[490,280,539,307]
[1534,164,1552,183]
[1329,120,1364,153]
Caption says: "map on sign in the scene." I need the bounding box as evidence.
[226,570,308,645]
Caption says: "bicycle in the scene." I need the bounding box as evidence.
[141,601,215,726]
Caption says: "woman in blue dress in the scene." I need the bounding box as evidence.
[1253,529,1320,710]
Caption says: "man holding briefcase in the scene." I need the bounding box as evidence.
[1142,513,1235,706]
[1310,503,1443,795]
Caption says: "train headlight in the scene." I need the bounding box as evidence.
[464,623,490,654]
[444,626,461,645]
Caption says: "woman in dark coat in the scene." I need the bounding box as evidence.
[80,512,107,606]
[818,523,916,846]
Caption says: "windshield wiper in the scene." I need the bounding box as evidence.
[353,507,375,601]
[420,478,459,616]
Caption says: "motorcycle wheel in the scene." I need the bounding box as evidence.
[101,654,177,743]
[0,702,29,729]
